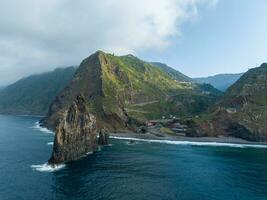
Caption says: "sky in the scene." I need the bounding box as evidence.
[0,0,266,86]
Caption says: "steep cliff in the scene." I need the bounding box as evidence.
[42,51,221,132]
[43,51,222,163]
[42,51,133,131]
[195,64,267,141]
[49,95,98,164]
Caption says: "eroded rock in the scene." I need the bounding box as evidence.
[98,129,109,145]
[48,95,98,164]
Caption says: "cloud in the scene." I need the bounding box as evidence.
[0,0,217,85]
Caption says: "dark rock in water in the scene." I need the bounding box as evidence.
[127,140,136,145]
[98,129,109,145]
[48,95,98,164]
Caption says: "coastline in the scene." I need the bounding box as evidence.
[109,132,267,146]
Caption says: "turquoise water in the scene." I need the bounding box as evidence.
[0,115,267,200]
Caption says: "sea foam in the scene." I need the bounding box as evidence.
[110,136,267,149]
[32,121,54,134]
[47,142,54,146]
[31,163,65,172]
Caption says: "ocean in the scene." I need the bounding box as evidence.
[0,114,267,200]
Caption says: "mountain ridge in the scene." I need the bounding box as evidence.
[150,62,192,82]
[194,73,243,91]
[0,66,76,115]
[41,51,223,163]
[194,63,267,141]
[42,51,221,131]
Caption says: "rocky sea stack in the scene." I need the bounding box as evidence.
[48,95,98,164]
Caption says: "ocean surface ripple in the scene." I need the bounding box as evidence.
[1,115,267,200]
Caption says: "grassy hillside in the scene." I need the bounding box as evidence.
[195,63,267,141]
[0,67,76,115]
[42,51,222,130]
[151,62,192,82]
[81,53,221,121]
[221,64,267,137]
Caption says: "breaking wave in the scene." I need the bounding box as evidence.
[31,163,65,172]
[110,136,267,149]
[86,151,93,155]
[32,121,54,134]
[47,142,54,146]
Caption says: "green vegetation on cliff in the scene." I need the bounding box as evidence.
[195,63,267,141]
[42,51,221,131]
[223,64,267,106]
[222,64,267,139]
[0,67,76,115]
[151,62,192,82]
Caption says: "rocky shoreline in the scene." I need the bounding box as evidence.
[109,132,267,146]
[39,53,267,164]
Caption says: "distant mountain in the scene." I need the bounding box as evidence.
[0,67,76,115]
[194,73,243,91]
[151,62,192,82]
[195,63,267,141]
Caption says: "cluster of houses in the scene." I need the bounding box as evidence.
[146,118,188,136]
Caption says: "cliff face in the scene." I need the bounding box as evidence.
[42,51,221,132]
[49,95,98,164]
[196,64,267,141]
[42,52,104,130]
[43,51,221,163]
